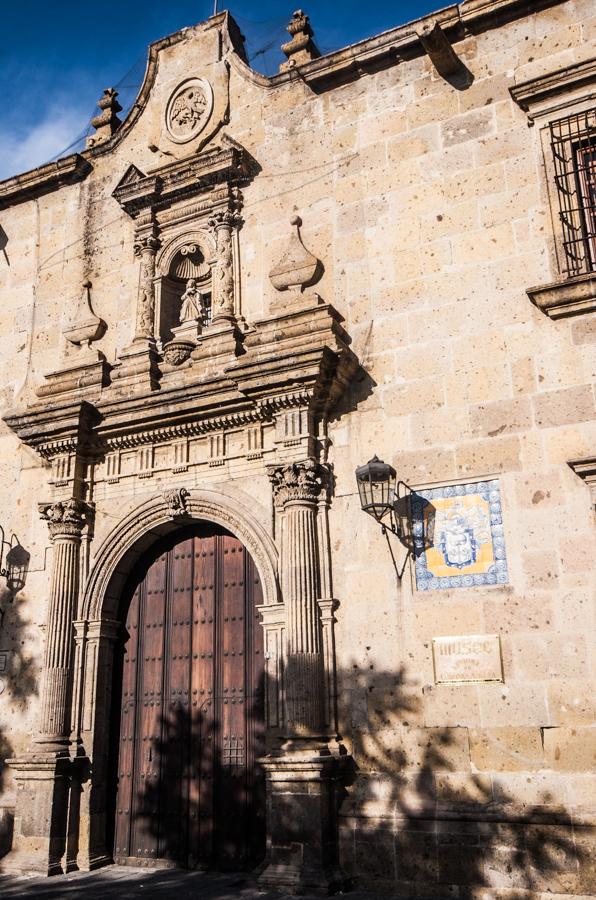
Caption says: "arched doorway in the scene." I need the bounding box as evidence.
[110,523,265,870]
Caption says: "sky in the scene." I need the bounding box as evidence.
[0,1,441,181]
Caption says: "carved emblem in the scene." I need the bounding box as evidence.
[163,487,191,517]
[165,78,213,144]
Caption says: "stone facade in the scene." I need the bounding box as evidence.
[0,1,595,895]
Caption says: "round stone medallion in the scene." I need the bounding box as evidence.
[165,77,213,144]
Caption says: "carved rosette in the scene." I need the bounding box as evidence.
[268,459,327,507]
[39,498,94,542]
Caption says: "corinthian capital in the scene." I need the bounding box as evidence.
[39,498,94,541]
[133,234,160,257]
[268,459,327,506]
[208,210,241,232]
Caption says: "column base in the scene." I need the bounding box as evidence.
[0,752,87,877]
[256,745,352,896]
[110,339,160,393]
[190,322,242,375]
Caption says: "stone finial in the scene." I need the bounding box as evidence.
[280,10,321,72]
[86,88,122,148]
[269,216,322,294]
[63,280,106,351]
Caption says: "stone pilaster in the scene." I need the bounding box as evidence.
[209,210,237,326]
[2,499,92,876]
[111,222,160,392]
[268,459,326,738]
[258,459,349,895]
[132,229,160,342]
[36,499,93,750]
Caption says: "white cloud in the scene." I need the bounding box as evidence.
[0,108,90,182]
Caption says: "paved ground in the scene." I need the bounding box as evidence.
[0,866,388,899]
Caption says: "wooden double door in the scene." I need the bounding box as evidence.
[113,525,265,869]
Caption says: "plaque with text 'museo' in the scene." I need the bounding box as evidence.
[432,634,503,684]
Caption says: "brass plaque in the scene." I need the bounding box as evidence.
[432,634,503,684]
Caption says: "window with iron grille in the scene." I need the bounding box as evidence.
[550,108,596,277]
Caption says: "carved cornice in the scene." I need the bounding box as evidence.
[510,57,596,118]
[268,459,328,506]
[0,155,92,211]
[39,498,94,541]
[3,301,357,461]
[113,138,255,221]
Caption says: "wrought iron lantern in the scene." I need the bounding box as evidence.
[355,456,434,579]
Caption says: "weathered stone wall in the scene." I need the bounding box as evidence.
[0,0,594,892]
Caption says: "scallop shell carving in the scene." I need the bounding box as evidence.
[171,244,210,281]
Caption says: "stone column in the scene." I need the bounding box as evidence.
[3,498,93,876]
[209,211,237,326]
[132,229,160,342]
[111,222,160,392]
[268,459,325,737]
[258,460,349,895]
[36,499,93,751]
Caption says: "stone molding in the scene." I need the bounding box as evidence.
[81,488,280,621]
[510,56,596,120]
[527,272,596,320]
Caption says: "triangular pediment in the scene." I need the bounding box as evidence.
[115,164,146,190]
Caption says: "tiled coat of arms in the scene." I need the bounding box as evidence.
[412,480,508,590]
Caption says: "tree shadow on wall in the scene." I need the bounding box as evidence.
[338,662,591,897]
[120,686,266,875]
[0,581,39,859]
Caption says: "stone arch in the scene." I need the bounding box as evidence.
[81,487,280,623]
[74,487,279,871]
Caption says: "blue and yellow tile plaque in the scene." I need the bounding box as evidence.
[412,480,508,591]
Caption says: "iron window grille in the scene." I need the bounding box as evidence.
[550,107,596,277]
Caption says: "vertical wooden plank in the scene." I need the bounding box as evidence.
[114,584,140,863]
[131,549,167,863]
[159,536,193,863]
[247,552,266,861]
[218,534,249,862]
[190,533,216,867]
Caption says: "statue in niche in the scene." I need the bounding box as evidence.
[179,278,204,324]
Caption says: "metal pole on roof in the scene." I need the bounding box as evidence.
[213,0,218,14]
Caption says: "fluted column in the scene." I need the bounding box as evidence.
[268,459,326,736]
[133,227,160,342]
[208,210,237,326]
[37,498,93,752]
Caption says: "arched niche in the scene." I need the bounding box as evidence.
[154,230,216,347]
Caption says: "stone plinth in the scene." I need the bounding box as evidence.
[1,754,74,875]
[257,748,350,896]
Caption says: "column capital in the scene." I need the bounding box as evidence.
[208,209,241,232]
[133,233,160,257]
[39,498,94,542]
[268,458,328,507]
